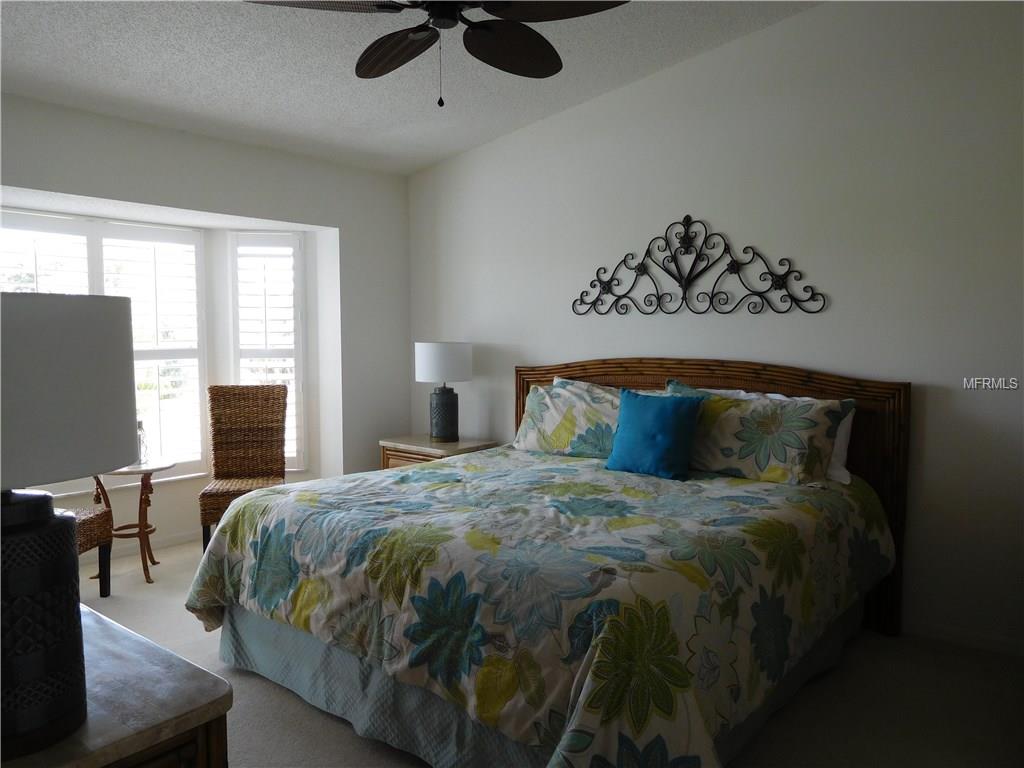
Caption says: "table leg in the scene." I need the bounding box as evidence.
[145,538,159,566]
[137,472,159,581]
[109,472,161,584]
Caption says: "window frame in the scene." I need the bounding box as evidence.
[229,231,307,472]
[0,209,209,495]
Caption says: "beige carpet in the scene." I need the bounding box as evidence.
[81,543,1022,768]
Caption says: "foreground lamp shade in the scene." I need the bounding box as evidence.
[2,293,139,487]
[1,292,139,758]
[414,342,472,442]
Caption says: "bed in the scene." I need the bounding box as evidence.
[186,357,910,768]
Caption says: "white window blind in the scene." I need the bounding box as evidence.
[103,235,202,464]
[0,227,90,295]
[234,233,303,466]
[103,239,199,349]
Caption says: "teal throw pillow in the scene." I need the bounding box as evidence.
[605,389,705,481]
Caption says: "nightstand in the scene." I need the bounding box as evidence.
[379,435,500,469]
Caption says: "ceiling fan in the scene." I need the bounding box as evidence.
[250,1,627,80]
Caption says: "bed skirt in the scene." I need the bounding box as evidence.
[714,599,864,764]
[221,605,548,767]
[220,600,865,767]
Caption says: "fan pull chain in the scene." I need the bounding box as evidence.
[437,37,445,108]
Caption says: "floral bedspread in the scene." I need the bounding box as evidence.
[186,446,894,768]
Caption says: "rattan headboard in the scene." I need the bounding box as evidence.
[514,357,910,635]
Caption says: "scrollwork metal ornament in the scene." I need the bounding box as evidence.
[571,215,827,315]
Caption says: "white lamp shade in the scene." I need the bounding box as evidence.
[2,293,139,488]
[415,342,472,384]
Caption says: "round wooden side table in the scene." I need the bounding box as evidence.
[93,459,176,584]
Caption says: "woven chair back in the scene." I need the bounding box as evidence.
[208,385,287,480]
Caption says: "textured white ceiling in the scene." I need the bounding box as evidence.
[1,1,807,174]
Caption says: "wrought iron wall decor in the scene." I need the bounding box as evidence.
[571,214,827,315]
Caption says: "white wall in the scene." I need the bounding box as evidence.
[409,2,1023,653]
[1,94,411,555]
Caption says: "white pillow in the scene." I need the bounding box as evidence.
[826,407,854,484]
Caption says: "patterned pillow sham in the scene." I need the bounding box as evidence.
[512,378,621,458]
[669,381,856,483]
[667,380,845,485]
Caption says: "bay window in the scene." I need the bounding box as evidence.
[0,209,307,488]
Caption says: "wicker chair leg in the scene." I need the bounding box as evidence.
[202,525,211,551]
[99,542,111,598]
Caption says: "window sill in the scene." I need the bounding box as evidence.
[50,469,307,499]
[51,471,210,499]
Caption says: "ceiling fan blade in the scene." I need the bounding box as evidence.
[463,20,561,78]
[481,2,627,23]
[248,1,411,13]
[356,24,439,78]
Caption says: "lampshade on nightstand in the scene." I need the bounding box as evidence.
[1,293,139,758]
[414,342,472,442]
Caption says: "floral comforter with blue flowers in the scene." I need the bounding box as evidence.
[186,446,894,768]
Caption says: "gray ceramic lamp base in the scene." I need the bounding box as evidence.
[430,386,459,442]
[1,491,87,759]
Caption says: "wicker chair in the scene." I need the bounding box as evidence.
[69,502,113,598]
[200,385,288,549]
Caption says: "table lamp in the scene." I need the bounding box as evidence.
[1,293,138,758]
[414,342,472,442]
